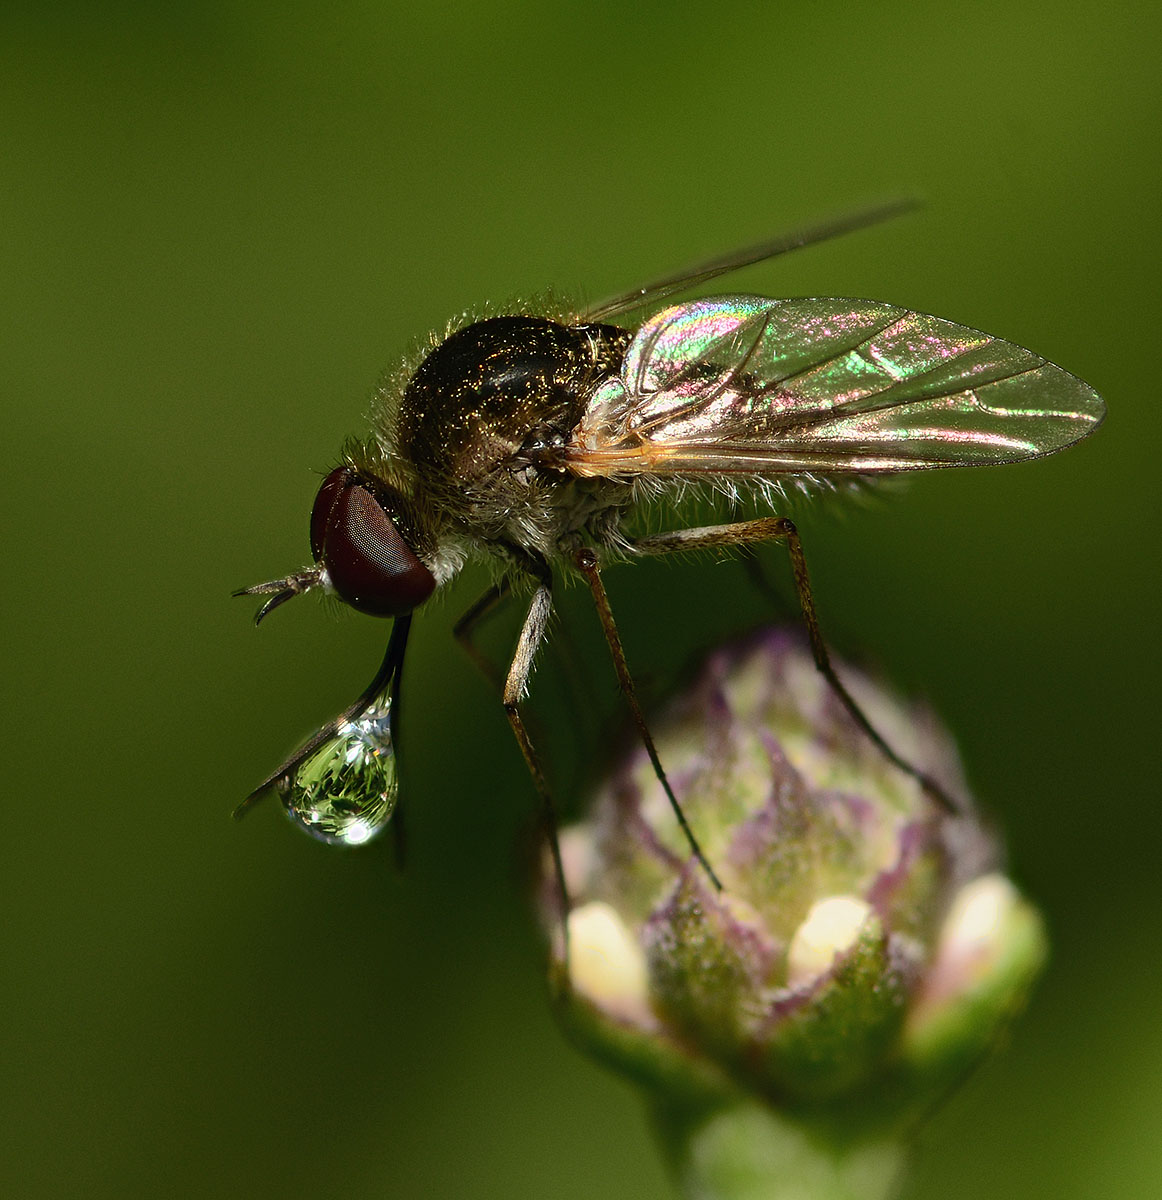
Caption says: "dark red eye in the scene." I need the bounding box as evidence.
[310,467,351,562]
[310,469,435,617]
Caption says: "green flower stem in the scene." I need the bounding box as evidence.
[653,1100,904,1200]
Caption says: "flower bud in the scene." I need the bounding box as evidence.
[542,629,1046,1190]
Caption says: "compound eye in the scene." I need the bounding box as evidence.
[310,467,352,561]
[312,474,435,617]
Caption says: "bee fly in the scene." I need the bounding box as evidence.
[235,201,1105,911]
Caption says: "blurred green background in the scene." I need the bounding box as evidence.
[2,3,1157,1197]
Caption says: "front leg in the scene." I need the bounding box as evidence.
[496,563,572,967]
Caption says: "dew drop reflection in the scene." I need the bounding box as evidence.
[279,693,398,846]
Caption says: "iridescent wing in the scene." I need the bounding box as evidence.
[564,297,1105,476]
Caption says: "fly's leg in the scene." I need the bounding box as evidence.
[725,498,792,613]
[572,548,725,891]
[630,518,959,815]
[499,569,573,974]
[454,576,598,754]
[453,578,512,692]
[453,572,574,971]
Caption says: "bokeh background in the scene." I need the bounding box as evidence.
[3,3,1157,1197]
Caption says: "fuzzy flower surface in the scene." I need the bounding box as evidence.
[545,629,1045,1197]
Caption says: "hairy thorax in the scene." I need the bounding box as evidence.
[393,314,633,556]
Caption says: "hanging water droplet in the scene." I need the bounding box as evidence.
[279,693,398,846]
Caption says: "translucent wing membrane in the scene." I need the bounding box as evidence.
[565,297,1105,477]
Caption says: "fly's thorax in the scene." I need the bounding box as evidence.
[395,315,630,492]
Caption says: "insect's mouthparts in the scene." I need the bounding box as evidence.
[233,567,323,625]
